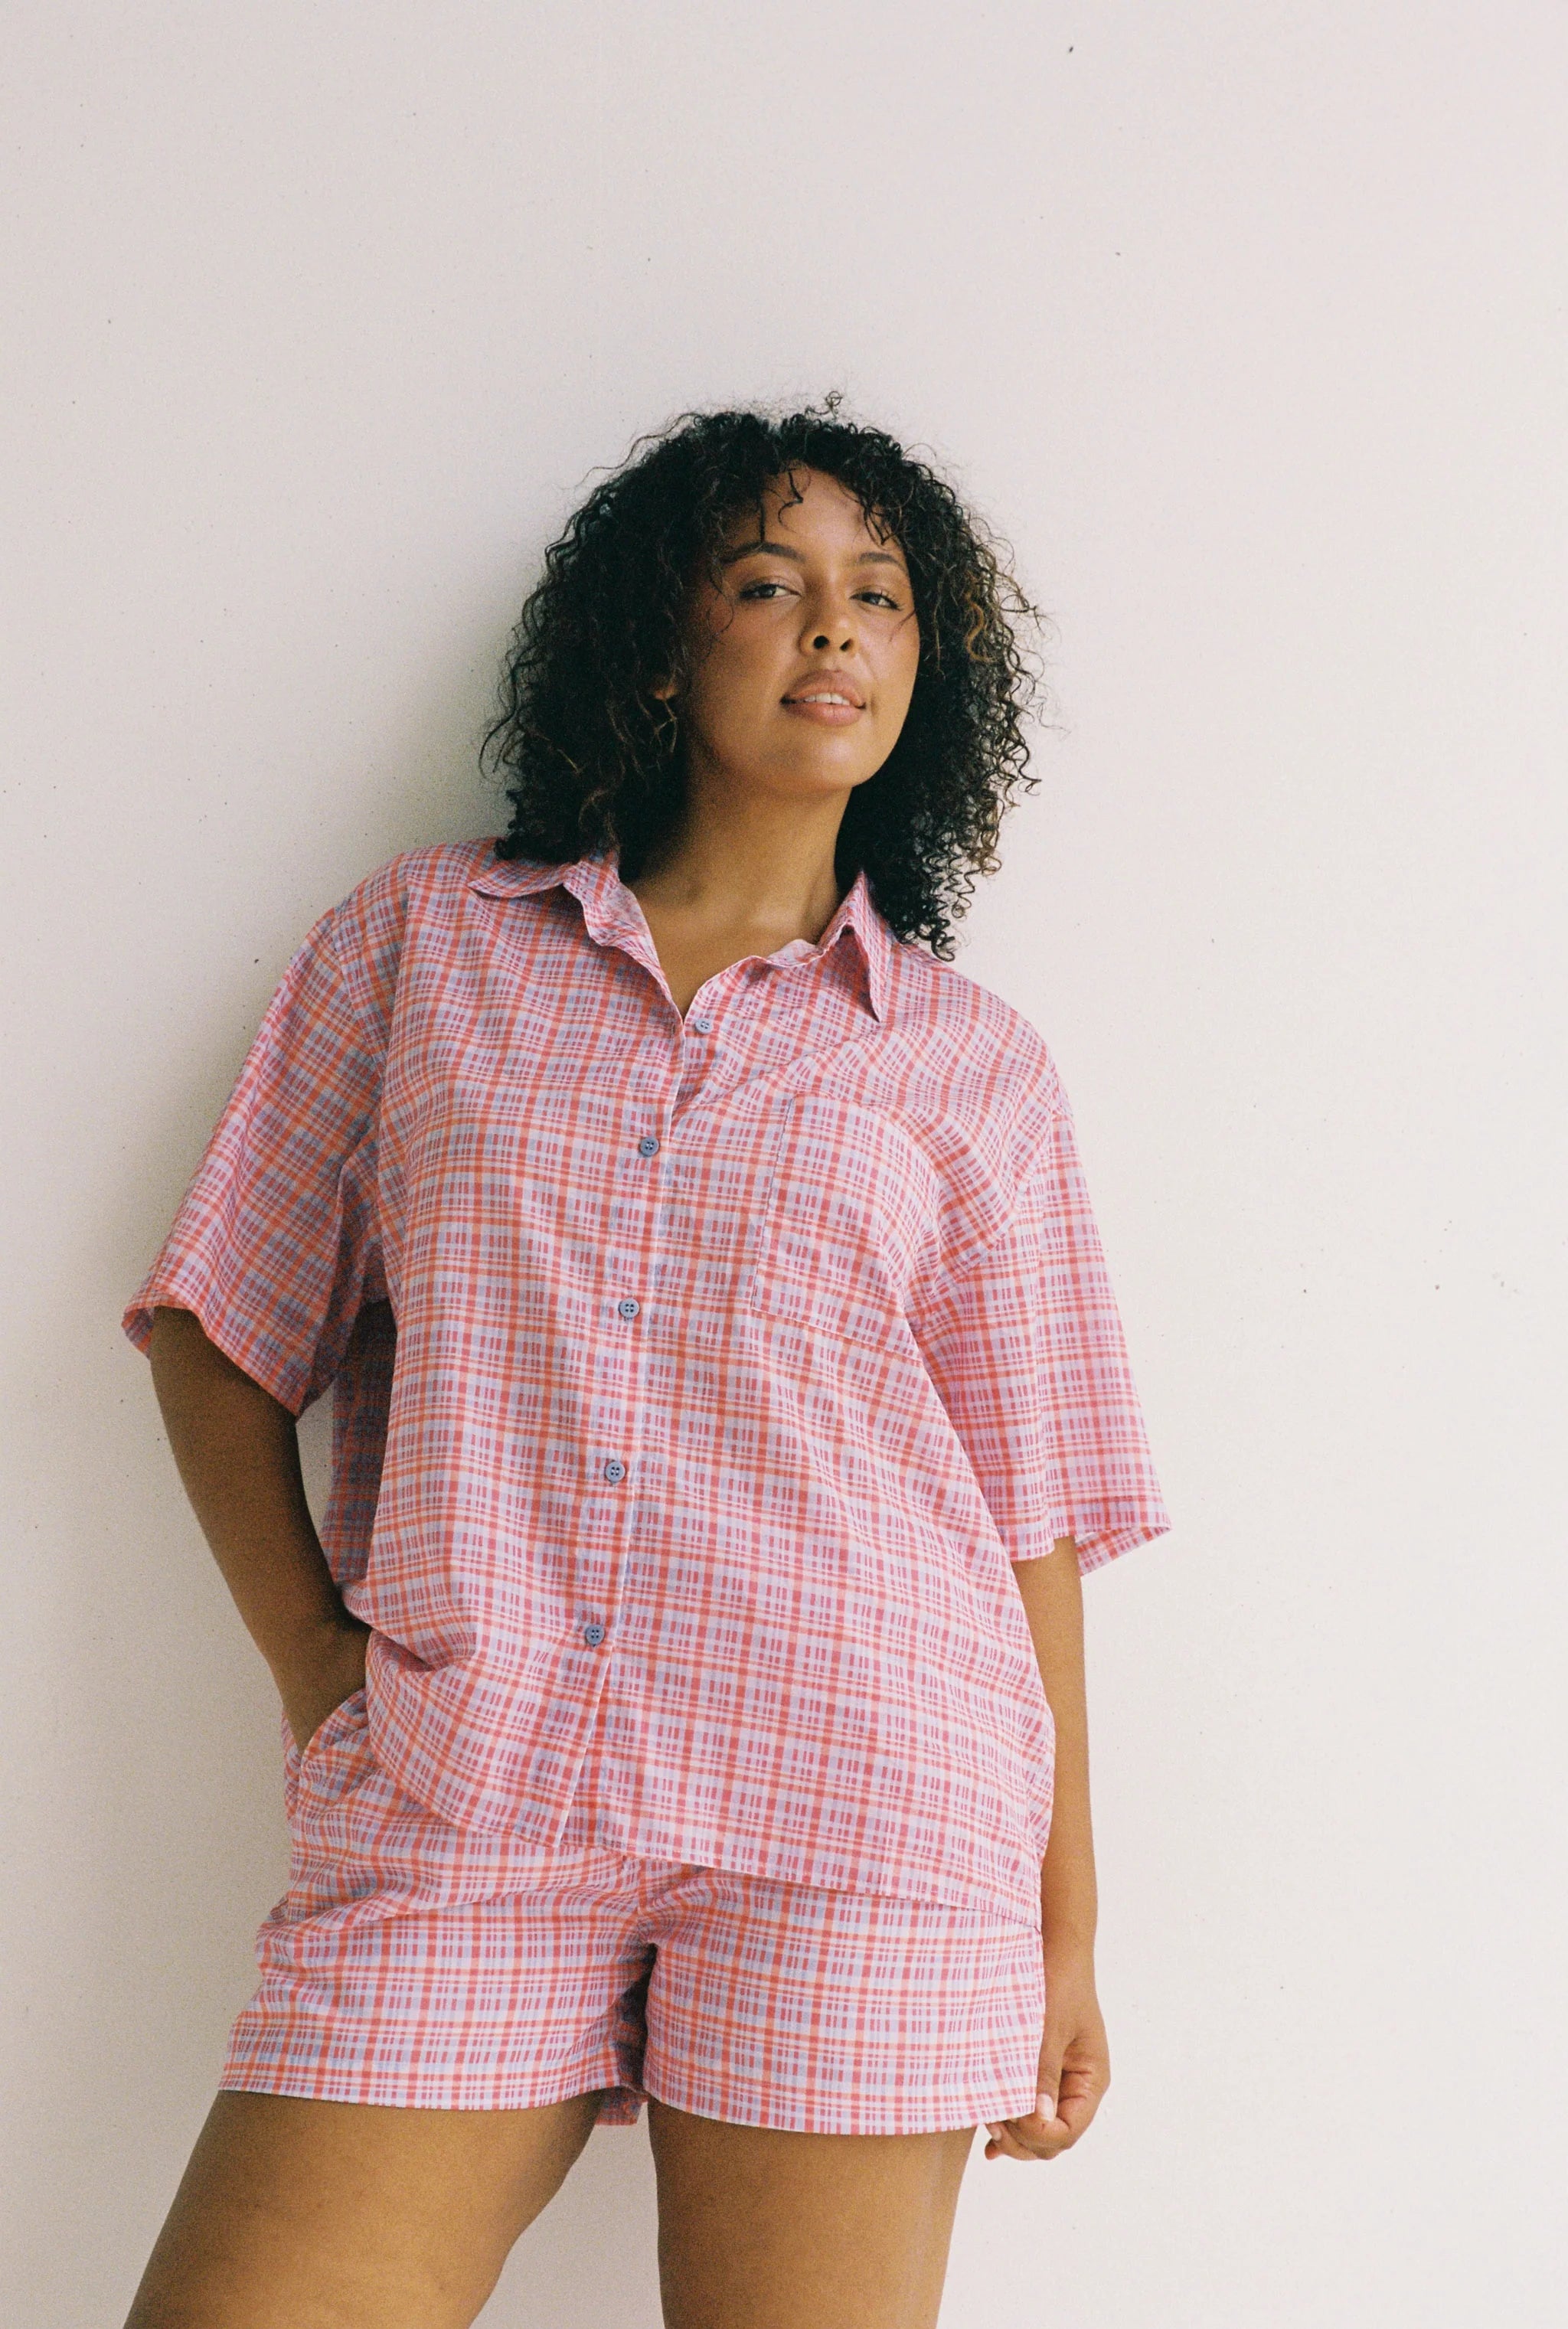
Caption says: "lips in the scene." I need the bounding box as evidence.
[782,669,865,709]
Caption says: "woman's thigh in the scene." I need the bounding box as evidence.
[121,2085,602,2329]
[648,2101,977,2329]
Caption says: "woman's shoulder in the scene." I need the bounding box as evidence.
[884,939,1066,1113]
[873,944,1072,1219]
[325,836,502,946]
[312,837,503,1020]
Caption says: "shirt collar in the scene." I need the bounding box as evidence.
[470,841,891,1024]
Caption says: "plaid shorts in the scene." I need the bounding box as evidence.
[218,1687,1047,2135]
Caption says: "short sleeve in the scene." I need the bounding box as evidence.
[122,904,387,1416]
[910,1099,1171,1575]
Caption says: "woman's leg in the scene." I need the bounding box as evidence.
[122,2085,602,2329]
[648,2102,976,2329]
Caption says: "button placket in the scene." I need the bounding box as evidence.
[584,1044,683,1679]
[674,969,737,1122]
[577,1462,624,1656]
[586,1103,668,1659]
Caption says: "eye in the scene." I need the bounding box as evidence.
[858,588,901,608]
[737,579,794,600]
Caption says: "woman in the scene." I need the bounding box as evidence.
[121,400,1170,2329]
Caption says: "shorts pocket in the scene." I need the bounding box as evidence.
[283,1684,370,1815]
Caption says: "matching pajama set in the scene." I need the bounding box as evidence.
[123,838,1171,2134]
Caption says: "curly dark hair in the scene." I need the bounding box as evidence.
[481,392,1050,959]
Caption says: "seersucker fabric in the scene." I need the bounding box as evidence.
[214,1679,1052,2130]
[125,838,1170,1929]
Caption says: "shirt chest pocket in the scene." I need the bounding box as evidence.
[746,1094,938,1351]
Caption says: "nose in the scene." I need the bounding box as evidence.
[801,586,857,656]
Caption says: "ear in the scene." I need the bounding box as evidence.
[649,675,678,702]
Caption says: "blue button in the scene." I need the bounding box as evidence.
[581,1621,606,1648]
[691,1014,714,1034]
[617,1296,639,1318]
[637,1134,660,1157]
[603,1458,626,1483]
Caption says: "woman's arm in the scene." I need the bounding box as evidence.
[985,1537,1112,2161]
[147,1305,369,1752]
[1015,1534,1098,1952]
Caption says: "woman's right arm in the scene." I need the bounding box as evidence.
[147,1304,370,1753]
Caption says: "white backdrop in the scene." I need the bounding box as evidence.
[4,6,1564,2323]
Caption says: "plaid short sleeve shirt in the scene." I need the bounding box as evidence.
[125,839,1171,1926]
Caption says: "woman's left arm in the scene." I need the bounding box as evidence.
[984,1537,1112,2163]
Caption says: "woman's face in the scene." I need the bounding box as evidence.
[662,467,921,806]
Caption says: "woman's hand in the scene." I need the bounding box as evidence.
[982,1942,1109,2161]
[278,1617,371,1756]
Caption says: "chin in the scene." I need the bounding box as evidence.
[766,756,877,799]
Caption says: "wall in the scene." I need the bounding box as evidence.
[3,5,1563,2321]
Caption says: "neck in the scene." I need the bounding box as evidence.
[627,783,851,948]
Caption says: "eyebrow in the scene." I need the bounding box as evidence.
[717,536,907,570]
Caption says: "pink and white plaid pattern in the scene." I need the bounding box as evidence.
[125,839,1169,1928]
[219,1681,1048,2130]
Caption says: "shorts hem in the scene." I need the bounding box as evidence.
[214,2063,1037,2135]
[215,2061,645,2120]
[635,2068,1039,2138]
